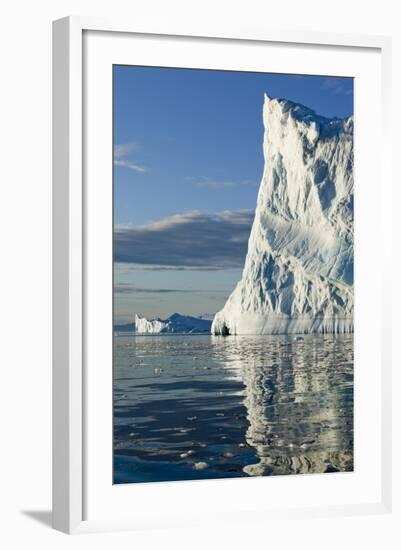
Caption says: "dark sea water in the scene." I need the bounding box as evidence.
[113,334,353,484]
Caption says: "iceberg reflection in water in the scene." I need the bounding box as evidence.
[113,334,353,483]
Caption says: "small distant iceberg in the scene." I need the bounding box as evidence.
[135,313,212,334]
[135,315,168,334]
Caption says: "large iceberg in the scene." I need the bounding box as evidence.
[212,94,353,335]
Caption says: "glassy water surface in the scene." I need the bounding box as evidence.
[114,334,353,483]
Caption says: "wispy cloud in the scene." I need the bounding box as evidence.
[114,209,254,269]
[185,176,256,190]
[114,284,227,295]
[114,142,148,173]
[116,264,230,272]
[321,77,353,96]
[114,142,138,157]
[114,284,194,294]
[114,159,147,173]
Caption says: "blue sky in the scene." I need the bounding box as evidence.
[113,66,353,323]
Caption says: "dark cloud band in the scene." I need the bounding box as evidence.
[114,209,254,269]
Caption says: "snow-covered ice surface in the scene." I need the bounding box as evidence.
[212,95,353,335]
[135,314,169,334]
[135,313,212,334]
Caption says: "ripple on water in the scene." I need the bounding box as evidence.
[114,334,353,483]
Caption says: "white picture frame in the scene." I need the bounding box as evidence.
[52,16,392,534]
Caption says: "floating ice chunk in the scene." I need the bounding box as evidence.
[193,462,209,470]
[180,450,194,459]
[223,451,235,458]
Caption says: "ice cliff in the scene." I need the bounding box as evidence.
[212,94,353,335]
[135,313,212,334]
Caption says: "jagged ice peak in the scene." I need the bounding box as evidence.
[212,94,354,335]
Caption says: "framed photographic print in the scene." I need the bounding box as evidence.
[52,17,392,533]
